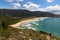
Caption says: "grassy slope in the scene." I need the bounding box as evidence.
[0,14,60,40]
[0,27,60,40]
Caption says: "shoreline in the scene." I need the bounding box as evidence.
[10,17,48,29]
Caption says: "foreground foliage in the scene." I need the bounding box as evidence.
[0,27,60,40]
[0,14,60,40]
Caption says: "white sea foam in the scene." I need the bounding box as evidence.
[32,17,48,23]
[20,17,49,30]
[26,24,32,27]
[28,27,36,30]
[32,21,36,24]
[10,17,49,30]
[35,23,39,25]
[39,17,48,21]
[33,18,40,21]
[32,17,48,25]
[32,22,38,25]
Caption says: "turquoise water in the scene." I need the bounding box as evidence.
[20,17,60,37]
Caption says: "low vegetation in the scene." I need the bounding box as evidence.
[0,14,60,40]
[0,27,60,40]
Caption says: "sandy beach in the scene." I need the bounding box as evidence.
[10,17,48,29]
[10,19,34,28]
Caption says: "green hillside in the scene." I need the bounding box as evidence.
[0,14,60,40]
[0,27,60,40]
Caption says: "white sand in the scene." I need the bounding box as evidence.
[10,17,48,29]
[10,18,34,28]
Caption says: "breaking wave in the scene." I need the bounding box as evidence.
[20,17,49,30]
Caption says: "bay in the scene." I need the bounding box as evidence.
[20,17,60,37]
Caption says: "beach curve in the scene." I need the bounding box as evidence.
[10,17,48,29]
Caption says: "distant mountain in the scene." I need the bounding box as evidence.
[0,9,57,18]
[50,10,60,14]
[51,10,60,12]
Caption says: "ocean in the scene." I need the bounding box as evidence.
[20,17,60,37]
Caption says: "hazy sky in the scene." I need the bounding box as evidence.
[0,0,60,12]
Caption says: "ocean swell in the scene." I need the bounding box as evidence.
[20,17,49,30]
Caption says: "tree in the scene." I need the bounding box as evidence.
[1,21,8,29]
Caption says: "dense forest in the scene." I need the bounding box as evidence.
[0,9,58,18]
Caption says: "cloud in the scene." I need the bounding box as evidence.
[43,4,60,11]
[6,0,14,3]
[17,0,24,2]
[46,0,54,2]
[31,4,60,12]
[6,0,24,3]
[23,2,59,12]
[35,4,60,14]
[6,0,14,2]
[46,5,60,11]
[12,3,21,9]
[23,2,40,10]
[23,2,60,13]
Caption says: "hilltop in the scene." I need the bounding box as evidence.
[0,9,57,18]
